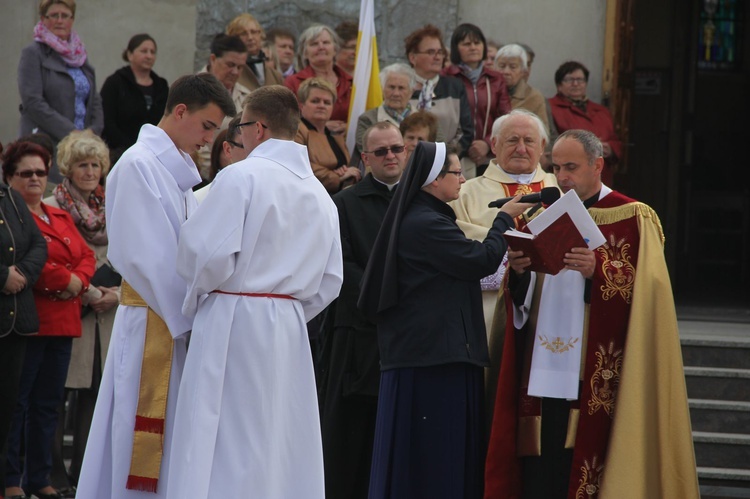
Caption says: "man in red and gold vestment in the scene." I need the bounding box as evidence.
[484,129,698,499]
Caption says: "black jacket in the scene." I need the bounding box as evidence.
[100,66,169,155]
[0,186,48,337]
[333,174,395,330]
[326,174,395,396]
[377,191,513,370]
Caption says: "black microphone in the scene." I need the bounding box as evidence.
[487,187,560,208]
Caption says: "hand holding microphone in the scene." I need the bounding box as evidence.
[488,187,561,208]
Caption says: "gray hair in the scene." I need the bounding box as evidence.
[379,63,416,91]
[296,24,340,69]
[491,109,548,145]
[495,43,528,70]
[555,129,603,165]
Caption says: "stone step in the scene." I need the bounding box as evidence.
[681,336,750,370]
[686,367,750,402]
[690,400,750,434]
[699,467,750,498]
[693,432,750,470]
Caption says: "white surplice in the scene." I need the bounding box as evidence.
[77,124,201,499]
[167,139,343,499]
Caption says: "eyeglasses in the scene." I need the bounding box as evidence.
[45,12,73,20]
[562,77,587,85]
[236,120,268,130]
[15,169,48,179]
[443,170,463,177]
[226,140,244,149]
[364,145,406,157]
[415,49,445,57]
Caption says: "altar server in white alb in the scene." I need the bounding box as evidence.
[77,74,236,498]
[167,85,343,499]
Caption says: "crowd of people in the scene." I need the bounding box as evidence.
[0,1,700,499]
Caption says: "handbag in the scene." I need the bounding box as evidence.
[91,263,122,288]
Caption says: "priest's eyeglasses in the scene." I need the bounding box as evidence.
[237,120,268,130]
[364,145,406,157]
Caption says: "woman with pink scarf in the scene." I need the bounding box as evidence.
[18,0,103,184]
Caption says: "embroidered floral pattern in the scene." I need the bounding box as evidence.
[588,342,622,417]
[597,234,635,304]
[513,184,534,196]
[576,455,604,498]
[539,335,579,353]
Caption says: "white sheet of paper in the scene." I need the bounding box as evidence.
[527,190,606,250]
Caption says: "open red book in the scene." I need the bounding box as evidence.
[502,212,587,275]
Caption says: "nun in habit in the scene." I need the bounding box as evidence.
[358,141,531,499]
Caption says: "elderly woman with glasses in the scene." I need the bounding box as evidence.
[405,24,474,158]
[42,130,119,486]
[350,63,418,163]
[2,139,95,499]
[284,24,353,134]
[18,0,103,183]
[295,78,359,194]
[549,60,622,185]
[225,13,284,91]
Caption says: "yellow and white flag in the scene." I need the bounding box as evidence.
[346,0,383,153]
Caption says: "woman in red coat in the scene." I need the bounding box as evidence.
[548,61,622,185]
[442,23,511,176]
[2,140,95,499]
[284,24,352,134]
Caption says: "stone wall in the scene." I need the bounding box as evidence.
[0,0,606,145]
[195,0,459,70]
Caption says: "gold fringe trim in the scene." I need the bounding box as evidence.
[589,202,665,244]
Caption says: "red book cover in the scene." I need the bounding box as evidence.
[502,212,587,275]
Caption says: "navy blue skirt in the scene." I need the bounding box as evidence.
[368,363,485,499]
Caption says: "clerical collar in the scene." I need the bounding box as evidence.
[373,176,399,191]
[503,170,535,185]
[583,190,601,209]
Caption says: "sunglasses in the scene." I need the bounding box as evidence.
[14,169,48,179]
[364,145,406,157]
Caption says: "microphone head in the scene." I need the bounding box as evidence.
[540,187,561,205]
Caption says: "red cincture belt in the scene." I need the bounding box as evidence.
[210,290,296,300]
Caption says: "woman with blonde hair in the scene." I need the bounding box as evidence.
[295,78,359,193]
[225,13,284,90]
[43,130,120,487]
